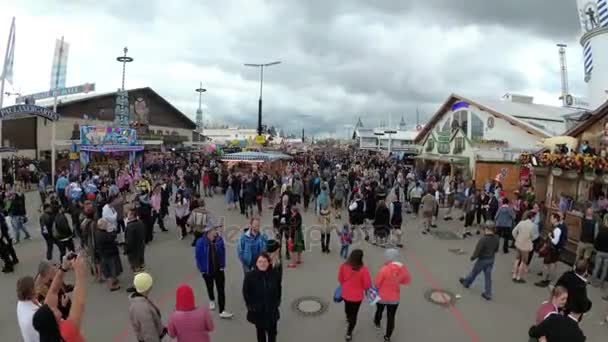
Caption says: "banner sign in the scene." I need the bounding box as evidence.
[16,83,95,104]
[80,145,144,152]
[50,38,69,89]
[0,104,60,121]
[80,125,138,146]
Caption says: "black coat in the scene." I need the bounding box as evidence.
[124,219,146,259]
[272,203,291,230]
[374,205,390,229]
[94,229,119,257]
[243,268,281,326]
[349,199,365,225]
[555,271,592,314]
[528,313,585,342]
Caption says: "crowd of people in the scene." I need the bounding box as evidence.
[1,148,607,341]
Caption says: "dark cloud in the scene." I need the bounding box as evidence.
[4,0,587,137]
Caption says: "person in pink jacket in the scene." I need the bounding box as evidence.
[374,249,412,342]
[338,249,371,341]
[167,284,214,342]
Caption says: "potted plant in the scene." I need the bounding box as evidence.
[582,154,597,181]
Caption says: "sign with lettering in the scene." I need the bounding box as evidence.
[80,145,144,152]
[80,125,138,146]
[15,83,95,104]
[0,104,60,121]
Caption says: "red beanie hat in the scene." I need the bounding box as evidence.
[175,284,195,311]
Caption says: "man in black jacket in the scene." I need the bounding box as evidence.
[459,223,499,300]
[9,187,30,243]
[555,260,593,316]
[273,194,291,259]
[39,203,55,261]
[0,212,17,272]
[528,306,586,342]
[124,207,146,272]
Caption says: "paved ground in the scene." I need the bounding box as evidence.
[1,191,607,342]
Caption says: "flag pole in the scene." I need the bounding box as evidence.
[51,36,64,188]
[0,17,16,185]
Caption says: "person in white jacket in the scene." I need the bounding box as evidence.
[511,211,535,283]
[16,276,40,342]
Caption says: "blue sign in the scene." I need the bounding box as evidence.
[451,101,469,112]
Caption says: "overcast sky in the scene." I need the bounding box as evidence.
[0,0,587,138]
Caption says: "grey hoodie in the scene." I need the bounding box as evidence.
[129,293,163,342]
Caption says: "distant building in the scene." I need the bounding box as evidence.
[353,116,420,157]
[415,93,583,180]
[203,127,260,144]
[1,87,196,159]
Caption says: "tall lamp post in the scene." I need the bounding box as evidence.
[374,131,384,151]
[244,61,281,136]
[115,47,134,127]
[384,129,397,154]
[195,83,206,138]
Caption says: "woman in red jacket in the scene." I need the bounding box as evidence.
[374,248,411,342]
[338,249,371,341]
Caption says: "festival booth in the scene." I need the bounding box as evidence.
[221,151,292,174]
[75,125,143,174]
[523,102,608,259]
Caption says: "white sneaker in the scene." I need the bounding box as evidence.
[209,301,216,311]
[219,311,234,319]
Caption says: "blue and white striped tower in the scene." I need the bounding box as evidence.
[578,0,608,108]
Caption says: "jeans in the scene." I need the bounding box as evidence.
[411,199,420,215]
[278,228,290,258]
[497,226,511,252]
[463,258,494,297]
[203,271,226,312]
[593,251,608,282]
[151,211,166,231]
[255,321,277,342]
[340,244,349,259]
[11,216,31,242]
[344,300,362,335]
[374,303,399,338]
[321,233,331,252]
[43,234,54,260]
[56,239,75,262]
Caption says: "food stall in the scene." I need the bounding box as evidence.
[221,151,292,175]
[523,102,608,259]
[78,125,144,173]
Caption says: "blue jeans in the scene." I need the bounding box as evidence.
[340,244,350,259]
[11,216,30,242]
[592,251,608,282]
[463,258,494,297]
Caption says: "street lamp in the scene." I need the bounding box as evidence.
[244,61,281,136]
[384,129,397,154]
[116,47,134,91]
[374,131,384,151]
[195,82,207,137]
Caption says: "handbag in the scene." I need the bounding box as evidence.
[365,287,381,305]
[333,284,343,303]
[537,239,550,257]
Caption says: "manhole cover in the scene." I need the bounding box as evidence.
[292,296,328,317]
[448,248,467,255]
[424,289,457,306]
[431,230,460,240]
